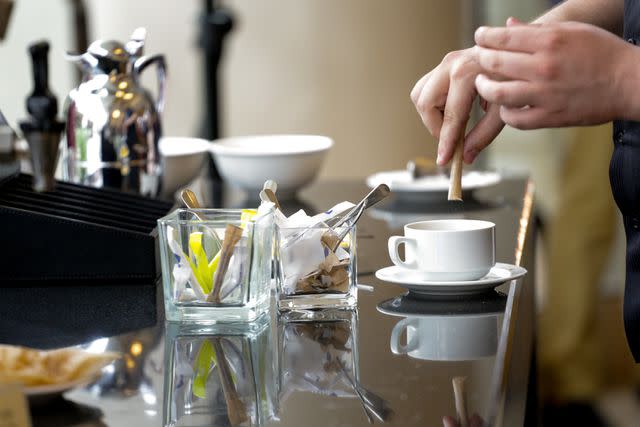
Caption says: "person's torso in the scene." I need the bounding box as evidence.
[611,2,640,219]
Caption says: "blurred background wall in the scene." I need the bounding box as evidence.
[1,0,466,179]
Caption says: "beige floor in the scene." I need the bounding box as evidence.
[593,296,640,426]
[535,294,640,425]
[535,229,640,425]
[597,388,640,427]
[593,297,640,426]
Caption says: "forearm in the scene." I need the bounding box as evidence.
[533,0,623,35]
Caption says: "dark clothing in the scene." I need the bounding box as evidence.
[612,0,640,361]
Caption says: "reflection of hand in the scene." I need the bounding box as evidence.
[442,413,485,427]
[410,48,505,166]
[474,20,636,133]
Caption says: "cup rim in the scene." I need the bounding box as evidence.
[404,219,494,232]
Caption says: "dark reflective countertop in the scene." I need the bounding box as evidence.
[0,175,536,427]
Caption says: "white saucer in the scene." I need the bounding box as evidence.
[366,170,501,202]
[375,263,527,296]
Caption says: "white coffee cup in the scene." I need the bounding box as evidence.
[387,219,495,281]
[390,315,500,361]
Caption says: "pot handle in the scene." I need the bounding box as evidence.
[133,54,167,114]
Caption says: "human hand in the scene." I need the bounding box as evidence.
[410,48,505,165]
[474,20,637,132]
[442,413,485,427]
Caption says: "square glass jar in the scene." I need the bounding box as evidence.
[158,208,273,323]
[274,224,357,312]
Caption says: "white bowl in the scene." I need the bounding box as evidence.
[209,135,333,199]
[159,137,209,197]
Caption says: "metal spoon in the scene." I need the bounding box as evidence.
[283,184,391,251]
[180,189,222,246]
[336,358,393,423]
[181,189,203,213]
[327,184,391,251]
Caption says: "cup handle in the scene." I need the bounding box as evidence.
[390,318,419,354]
[388,236,418,269]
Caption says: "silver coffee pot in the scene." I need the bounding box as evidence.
[61,28,167,197]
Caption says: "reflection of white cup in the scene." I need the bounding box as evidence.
[387,219,495,281]
[390,315,500,361]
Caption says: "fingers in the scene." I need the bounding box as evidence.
[499,105,547,129]
[475,25,546,53]
[437,72,476,165]
[415,67,449,139]
[442,415,458,427]
[424,107,445,140]
[463,103,505,163]
[410,71,432,105]
[475,74,537,108]
[474,46,538,81]
[470,413,485,427]
[479,97,488,112]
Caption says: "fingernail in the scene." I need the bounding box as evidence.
[436,151,443,165]
[506,16,521,26]
[464,148,477,164]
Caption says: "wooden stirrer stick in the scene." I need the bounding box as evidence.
[452,376,469,427]
[448,131,465,201]
[207,224,243,303]
[212,338,248,426]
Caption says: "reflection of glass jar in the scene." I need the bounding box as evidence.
[163,317,277,426]
[277,310,359,400]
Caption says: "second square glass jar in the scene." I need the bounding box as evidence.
[274,224,358,312]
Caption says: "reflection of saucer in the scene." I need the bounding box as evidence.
[376,292,507,317]
[366,170,501,203]
[375,263,527,296]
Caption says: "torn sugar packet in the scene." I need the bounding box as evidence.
[280,227,326,294]
[309,201,355,225]
[166,226,207,300]
[275,202,356,296]
[276,201,355,249]
[172,262,191,299]
[216,239,249,301]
